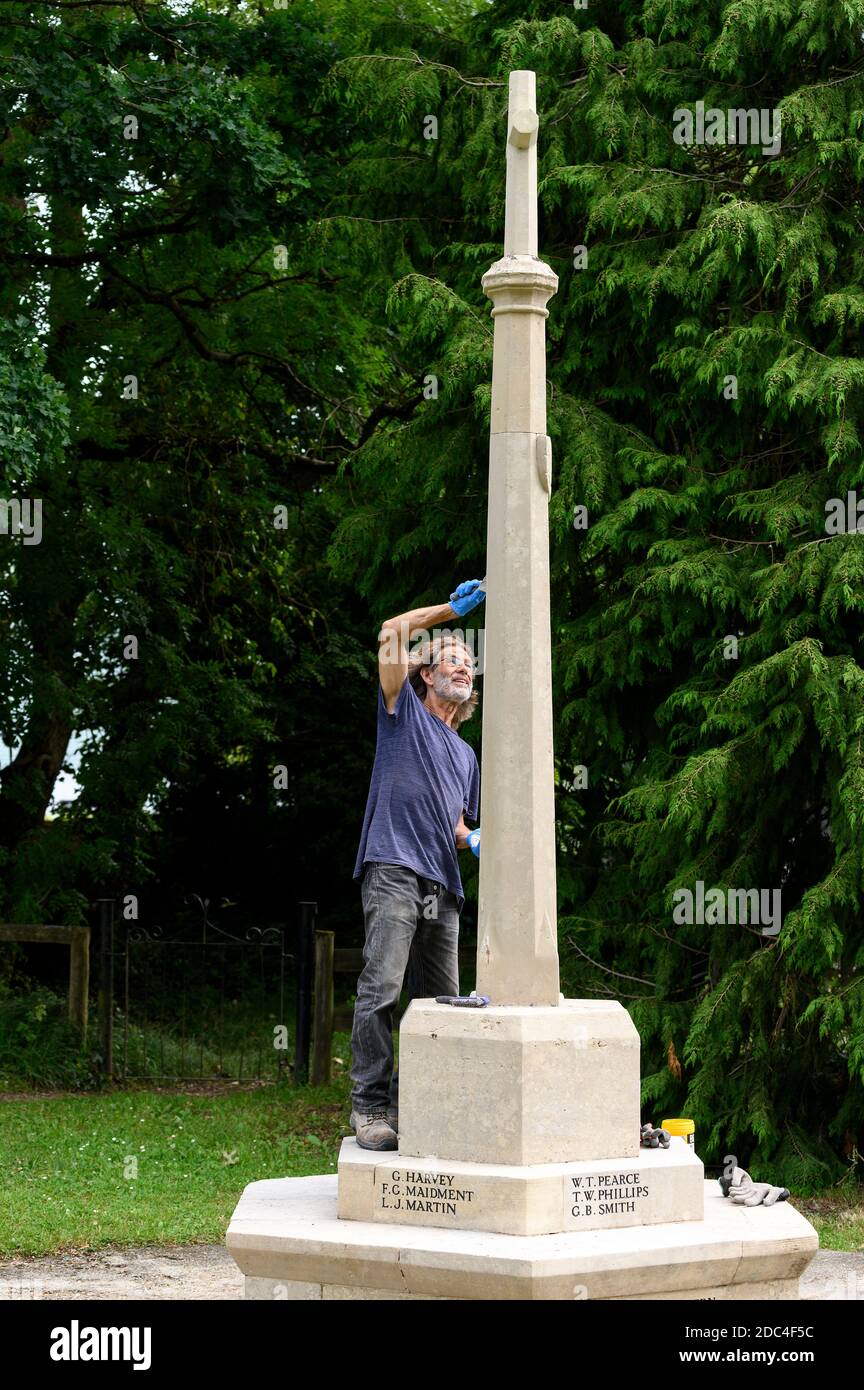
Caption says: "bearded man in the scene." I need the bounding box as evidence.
[349,579,485,1150]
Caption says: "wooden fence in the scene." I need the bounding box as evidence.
[303,930,475,1086]
[0,922,90,1037]
[0,900,473,1088]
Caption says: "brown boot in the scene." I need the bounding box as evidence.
[350,1108,398,1151]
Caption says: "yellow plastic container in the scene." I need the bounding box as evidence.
[661,1117,695,1147]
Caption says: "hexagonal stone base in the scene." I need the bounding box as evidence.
[227,1175,818,1301]
[242,1275,804,1301]
[337,1135,704,1236]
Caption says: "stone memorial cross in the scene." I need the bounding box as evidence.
[477,70,560,1006]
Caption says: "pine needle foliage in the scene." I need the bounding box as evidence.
[321,0,864,1184]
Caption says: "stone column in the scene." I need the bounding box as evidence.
[476,70,560,1006]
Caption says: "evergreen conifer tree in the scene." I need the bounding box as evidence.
[322,0,864,1185]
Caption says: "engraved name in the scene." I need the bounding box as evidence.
[378,1169,476,1216]
[568,1171,650,1219]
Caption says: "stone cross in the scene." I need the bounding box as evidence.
[476,71,560,1006]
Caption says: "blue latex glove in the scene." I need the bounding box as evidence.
[467,828,481,858]
[449,579,486,617]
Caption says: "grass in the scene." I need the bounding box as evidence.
[0,1033,356,1258]
[0,994,861,1258]
[794,1192,864,1253]
[1,1071,862,1257]
[0,981,323,1090]
[0,987,96,1091]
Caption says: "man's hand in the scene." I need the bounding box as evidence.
[449,579,486,617]
[455,818,480,857]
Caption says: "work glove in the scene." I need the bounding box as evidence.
[467,829,481,858]
[640,1123,671,1149]
[449,579,486,617]
[723,1166,790,1207]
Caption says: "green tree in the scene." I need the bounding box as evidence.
[0,0,411,927]
[319,0,864,1185]
[2,0,863,1185]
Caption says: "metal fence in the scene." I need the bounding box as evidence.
[97,896,295,1083]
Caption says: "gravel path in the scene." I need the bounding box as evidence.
[0,1245,860,1301]
[0,1244,243,1301]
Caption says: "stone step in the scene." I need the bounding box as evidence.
[338,1134,704,1237]
[227,1174,818,1301]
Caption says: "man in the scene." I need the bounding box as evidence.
[349,579,486,1151]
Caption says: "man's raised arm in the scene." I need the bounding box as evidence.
[378,600,456,714]
[377,580,485,714]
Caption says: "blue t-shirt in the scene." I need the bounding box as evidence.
[353,676,480,911]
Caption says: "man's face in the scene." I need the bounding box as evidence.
[430,646,474,703]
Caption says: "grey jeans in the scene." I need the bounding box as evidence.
[350,862,460,1113]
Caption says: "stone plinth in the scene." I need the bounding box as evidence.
[397,999,640,1166]
[338,1135,704,1237]
[227,1175,818,1301]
